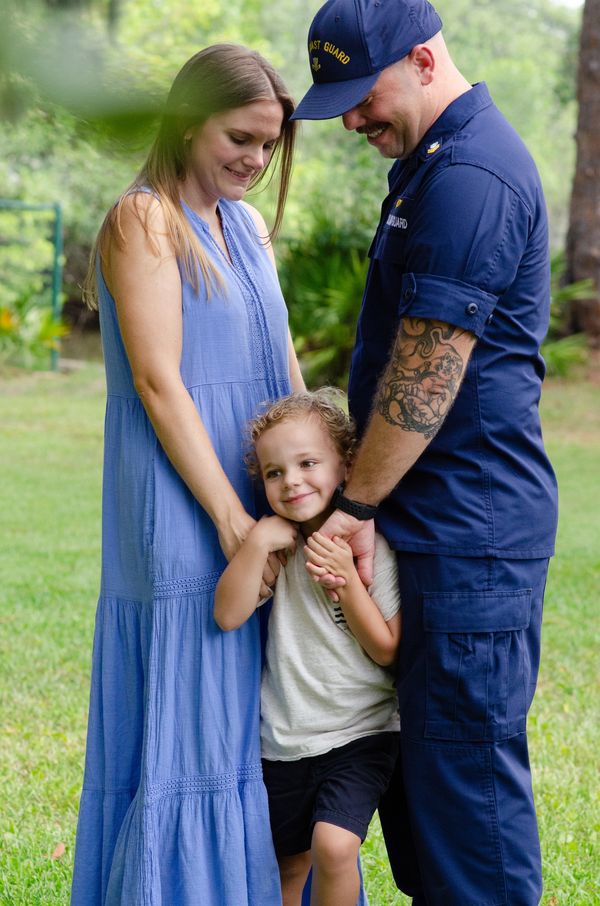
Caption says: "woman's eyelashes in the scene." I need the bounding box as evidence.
[228,133,277,151]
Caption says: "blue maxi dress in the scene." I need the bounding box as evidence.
[71,198,291,905]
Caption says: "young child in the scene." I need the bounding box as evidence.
[214,390,401,906]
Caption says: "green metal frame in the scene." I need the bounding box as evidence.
[0,199,63,371]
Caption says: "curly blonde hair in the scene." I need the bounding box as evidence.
[246,388,356,477]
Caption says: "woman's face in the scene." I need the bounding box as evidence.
[183,99,284,210]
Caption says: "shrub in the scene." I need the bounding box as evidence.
[542,252,591,377]
[0,207,68,370]
[0,287,68,370]
[280,214,369,388]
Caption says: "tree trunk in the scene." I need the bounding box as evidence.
[565,0,600,340]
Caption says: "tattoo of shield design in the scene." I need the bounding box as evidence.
[376,319,465,439]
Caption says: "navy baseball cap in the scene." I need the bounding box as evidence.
[291,0,442,120]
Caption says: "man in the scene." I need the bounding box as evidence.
[293,1,558,904]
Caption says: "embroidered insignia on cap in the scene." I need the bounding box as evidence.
[311,57,321,72]
[427,141,441,155]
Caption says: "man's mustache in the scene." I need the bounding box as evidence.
[356,123,388,134]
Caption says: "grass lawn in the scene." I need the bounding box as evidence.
[0,364,598,905]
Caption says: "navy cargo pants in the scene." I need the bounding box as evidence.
[379,553,548,906]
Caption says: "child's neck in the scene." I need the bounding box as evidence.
[299,503,334,540]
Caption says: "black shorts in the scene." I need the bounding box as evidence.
[262,732,400,857]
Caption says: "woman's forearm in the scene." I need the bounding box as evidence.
[107,194,252,557]
[136,372,243,526]
[288,331,305,392]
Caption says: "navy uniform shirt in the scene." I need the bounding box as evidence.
[348,83,558,558]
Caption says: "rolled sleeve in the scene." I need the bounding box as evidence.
[372,163,533,336]
[399,272,497,337]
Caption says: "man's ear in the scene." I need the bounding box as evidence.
[410,44,435,86]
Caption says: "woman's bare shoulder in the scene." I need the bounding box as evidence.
[102,189,172,258]
[116,190,167,234]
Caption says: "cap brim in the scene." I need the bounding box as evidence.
[290,71,380,121]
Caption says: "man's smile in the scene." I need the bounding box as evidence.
[357,123,388,140]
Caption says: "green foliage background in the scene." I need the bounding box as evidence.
[0,0,584,375]
[0,0,580,253]
[0,0,583,373]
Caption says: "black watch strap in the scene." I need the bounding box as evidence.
[331,484,378,521]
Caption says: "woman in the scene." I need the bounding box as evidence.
[71,44,304,905]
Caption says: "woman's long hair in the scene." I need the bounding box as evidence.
[84,44,296,307]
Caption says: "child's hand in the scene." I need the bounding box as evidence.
[303,532,358,586]
[254,515,298,555]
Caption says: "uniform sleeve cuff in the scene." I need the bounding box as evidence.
[399,273,497,337]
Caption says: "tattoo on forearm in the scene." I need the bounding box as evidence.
[376,318,466,440]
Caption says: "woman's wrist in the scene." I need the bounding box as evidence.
[212,497,255,562]
[210,493,248,533]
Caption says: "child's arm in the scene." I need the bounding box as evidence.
[304,532,401,666]
[214,516,297,632]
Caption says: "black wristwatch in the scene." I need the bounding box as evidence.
[331,484,378,521]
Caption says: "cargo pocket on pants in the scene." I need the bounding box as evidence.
[423,588,532,741]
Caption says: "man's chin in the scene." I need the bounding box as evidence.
[369,133,402,159]
[380,141,412,160]
[375,144,400,159]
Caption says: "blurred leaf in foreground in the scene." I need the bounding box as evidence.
[0,0,160,141]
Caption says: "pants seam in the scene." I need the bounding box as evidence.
[485,746,508,905]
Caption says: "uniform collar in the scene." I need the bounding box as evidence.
[388,82,493,187]
[414,82,492,160]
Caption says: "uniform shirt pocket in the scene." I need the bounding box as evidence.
[422,588,532,741]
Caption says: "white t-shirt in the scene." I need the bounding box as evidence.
[260,532,401,761]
